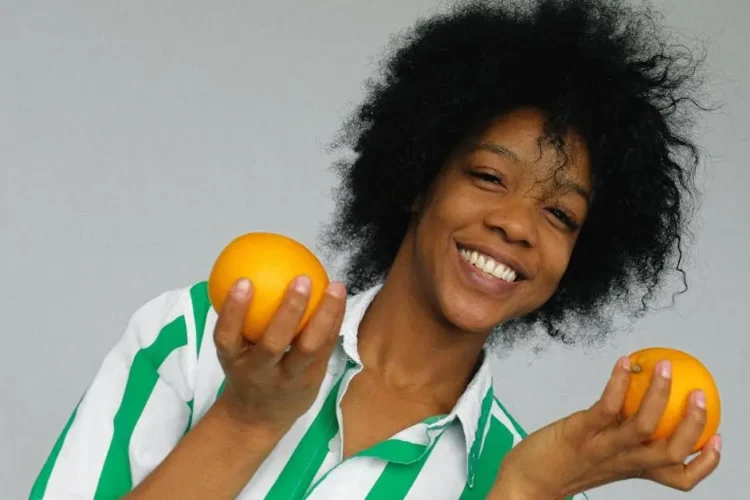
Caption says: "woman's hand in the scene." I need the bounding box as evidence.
[214,276,347,434]
[126,277,347,499]
[491,357,722,499]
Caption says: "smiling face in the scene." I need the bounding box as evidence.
[403,108,592,333]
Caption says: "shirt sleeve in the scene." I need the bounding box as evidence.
[29,285,206,500]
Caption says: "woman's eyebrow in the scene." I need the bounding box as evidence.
[473,142,520,162]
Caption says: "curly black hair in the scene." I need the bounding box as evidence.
[319,0,709,345]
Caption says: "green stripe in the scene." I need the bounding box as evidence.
[29,396,83,499]
[357,439,427,463]
[364,435,442,500]
[265,376,343,500]
[94,316,189,498]
[493,395,527,438]
[467,388,495,484]
[217,379,226,399]
[190,281,211,357]
[184,399,194,435]
[458,417,514,500]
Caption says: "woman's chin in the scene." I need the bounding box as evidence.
[432,284,521,334]
[441,303,506,335]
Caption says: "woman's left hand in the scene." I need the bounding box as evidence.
[490,356,722,499]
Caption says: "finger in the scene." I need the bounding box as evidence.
[282,282,347,377]
[662,390,708,464]
[617,360,672,446]
[645,435,721,491]
[588,356,632,429]
[619,389,709,470]
[247,275,312,366]
[214,278,253,362]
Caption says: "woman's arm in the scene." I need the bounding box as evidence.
[488,463,559,500]
[125,396,286,499]
[31,277,346,499]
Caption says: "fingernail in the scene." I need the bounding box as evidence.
[293,275,312,295]
[657,360,672,379]
[620,356,631,371]
[714,435,722,453]
[693,390,706,409]
[326,281,347,299]
[233,278,251,297]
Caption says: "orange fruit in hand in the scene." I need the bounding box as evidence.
[208,232,330,342]
[621,347,721,453]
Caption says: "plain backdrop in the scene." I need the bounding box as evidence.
[2,0,748,498]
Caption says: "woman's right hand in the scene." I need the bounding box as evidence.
[124,276,347,499]
[213,276,347,435]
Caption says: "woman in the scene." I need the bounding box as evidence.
[30,0,720,498]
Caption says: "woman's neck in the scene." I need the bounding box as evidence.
[355,247,489,406]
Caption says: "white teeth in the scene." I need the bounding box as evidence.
[459,246,518,282]
[490,265,505,279]
[482,259,495,273]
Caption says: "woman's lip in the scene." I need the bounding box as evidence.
[456,245,520,297]
[455,241,530,280]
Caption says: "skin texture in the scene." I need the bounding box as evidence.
[340,109,592,459]
[406,109,591,332]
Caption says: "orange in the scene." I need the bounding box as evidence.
[621,347,721,453]
[208,232,330,342]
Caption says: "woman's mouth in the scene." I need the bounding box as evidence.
[457,245,519,282]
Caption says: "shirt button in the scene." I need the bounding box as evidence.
[328,434,340,452]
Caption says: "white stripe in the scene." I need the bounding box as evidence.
[190,310,225,424]
[310,443,339,489]
[179,286,202,395]
[44,289,185,497]
[130,368,191,487]
[157,338,193,403]
[305,456,388,500]
[405,423,467,500]
[390,422,432,446]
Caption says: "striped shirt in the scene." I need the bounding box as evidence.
[31,282,588,499]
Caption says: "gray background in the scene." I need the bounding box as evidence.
[1,0,747,498]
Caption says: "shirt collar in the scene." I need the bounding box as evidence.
[337,283,495,486]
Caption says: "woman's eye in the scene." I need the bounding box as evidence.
[471,170,504,186]
[548,207,581,231]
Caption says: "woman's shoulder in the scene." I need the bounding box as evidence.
[124,280,215,355]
